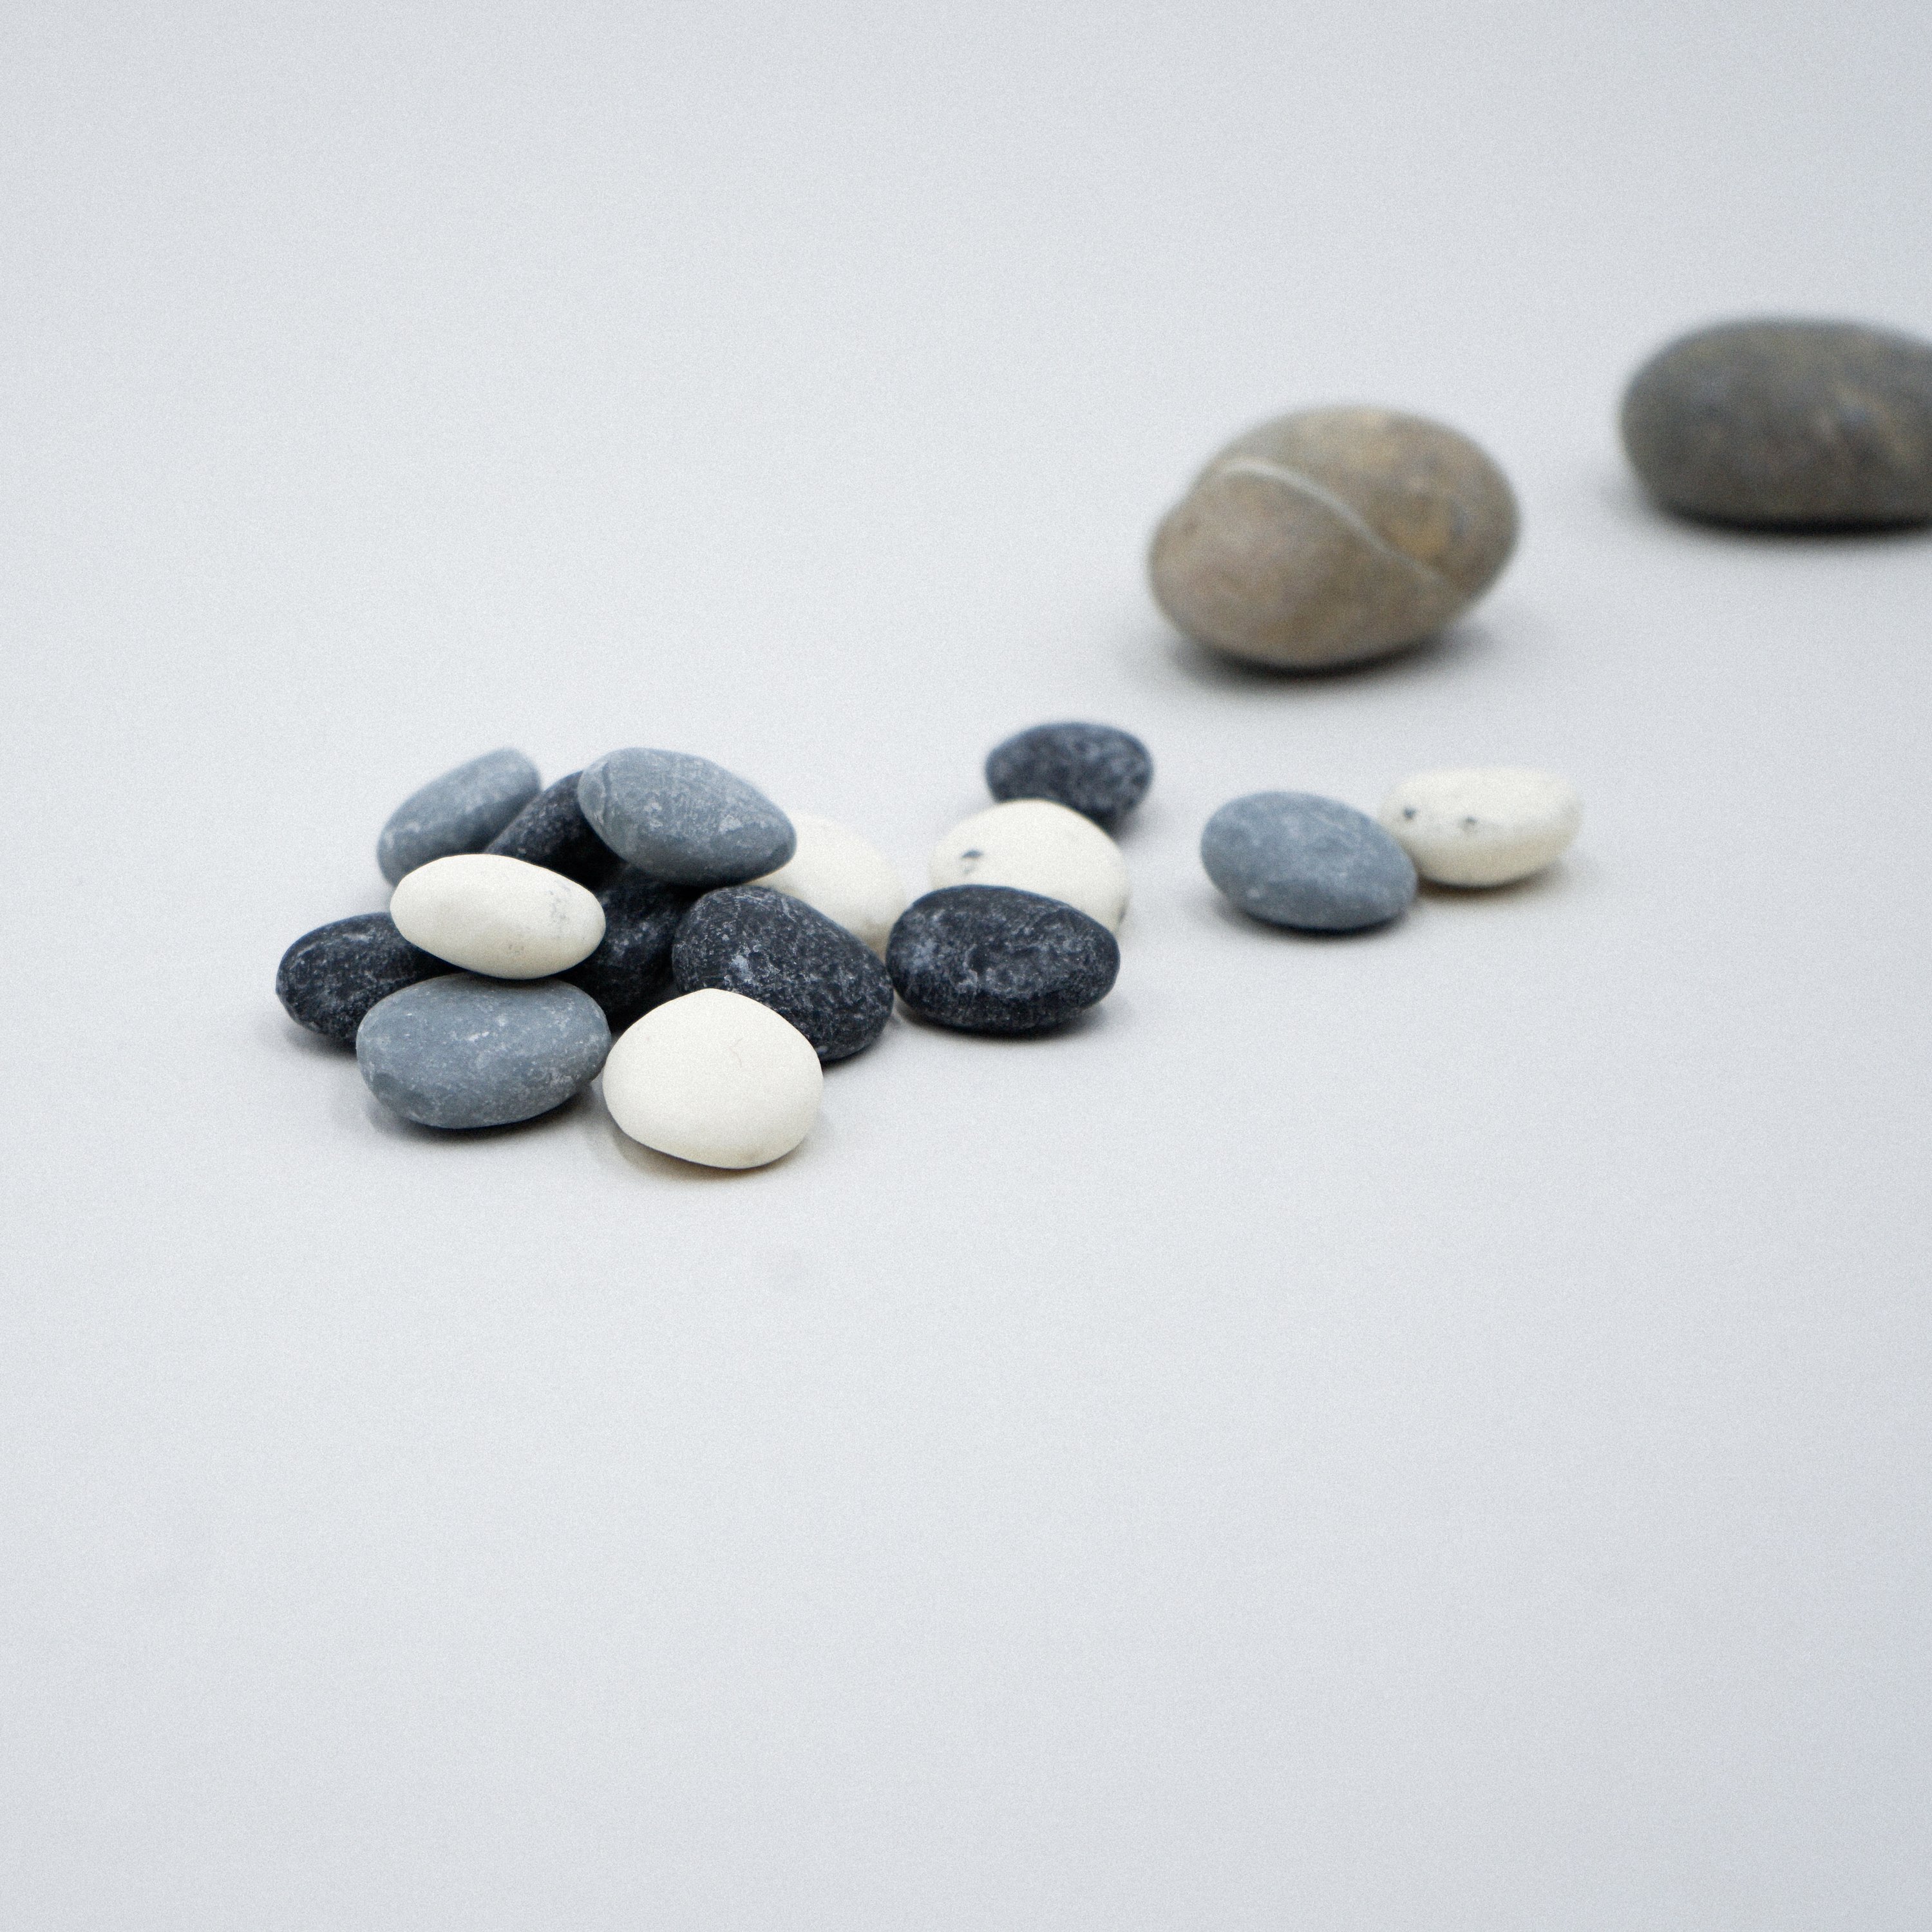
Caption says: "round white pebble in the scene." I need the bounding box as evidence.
[601,989,822,1170]
[389,853,607,978]
[752,811,908,956]
[927,799,1130,931]
[1378,767,1582,887]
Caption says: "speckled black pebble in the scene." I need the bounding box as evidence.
[886,886,1119,1035]
[564,868,698,1032]
[672,884,894,1062]
[985,721,1154,826]
[484,772,622,889]
[276,913,444,1046]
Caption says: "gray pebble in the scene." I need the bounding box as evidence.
[886,886,1119,1034]
[1201,791,1416,931]
[578,749,795,886]
[985,721,1154,826]
[1622,318,1932,527]
[484,771,622,889]
[565,867,697,1032]
[355,975,611,1130]
[276,912,442,1046]
[377,748,542,886]
[673,884,894,1062]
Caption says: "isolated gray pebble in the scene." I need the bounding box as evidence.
[377,748,542,886]
[985,721,1153,826]
[1202,791,1416,931]
[578,749,795,885]
[485,771,621,888]
[565,868,698,1032]
[674,884,894,1062]
[355,975,611,1130]
[886,886,1120,1035]
[276,912,442,1046]
[1622,318,1932,527]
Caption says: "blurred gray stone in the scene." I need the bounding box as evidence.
[1201,791,1416,932]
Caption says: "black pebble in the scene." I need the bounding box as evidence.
[985,721,1153,826]
[276,913,443,1045]
[565,868,697,1032]
[886,885,1119,1035]
[485,771,623,889]
[673,884,894,1062]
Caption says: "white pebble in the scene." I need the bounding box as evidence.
[927,799,1130,931]
[1378,767,1582,886]
[601,989,822,1170]
[752,811,907,956]
[390,853,606,978]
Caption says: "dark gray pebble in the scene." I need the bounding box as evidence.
[886,886,1119,1035]
[1622,318,1932,527]
[565,868,698,1032]
[578,749,795,885]
[276,912,443,1046]
[355,975,611,1130]
[673,884,894,1062]
[377,747,542,885]
[985,721,1154,826]
[1202,792,1416,932]
[484,772,622,889]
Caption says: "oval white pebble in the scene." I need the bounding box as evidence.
[390,853,607,978]
[1378,767,1582,887]
[601,988,822,1170]
[927,799,1130,931]
[752,811,907,956]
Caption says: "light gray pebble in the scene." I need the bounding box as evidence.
[377,748,542,886]
[578,749,795,886]
[1202,791,1416,931]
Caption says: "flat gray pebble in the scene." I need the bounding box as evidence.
[578,749,795,886]
[377,748,542,885]
[985,721,1153,826]
[355,975,611,1130]
[1202,791,1416,932]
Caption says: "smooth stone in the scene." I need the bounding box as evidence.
[1621,318,1932,527]
[275,912,442,1046]
[356,975,611,1130]
[673,884,894,1063]
[985,721,1153,826]
[565,867,698,1032]
[1149,406,1519,668]
[1201,791,1416,931]
[886,886,1120,1035]
[602,989,821,1170]
[1379,767,1582,887]
[389,853,606,978]
[751,811,907,956]
[927,799,1130,932]
[578,749,795,886]
[377,748,541,885]
[485,772,623,889]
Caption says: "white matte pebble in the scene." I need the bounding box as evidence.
[1378,767,1582,886]
[602,989,822,1169]
[927,799,1130,931]
[752,811,908,956]
[389,853,607,978]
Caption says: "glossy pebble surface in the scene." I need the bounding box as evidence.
[673,884,894,1062]
[1622,318,1932,527]
[1202,791,1416,931]
[390,853,606,979]
[565,868,697,1032]
[985,721,1153,826]
[485,772,622,889]
[751,811,907,956]
[928,799,1130,932]
[601,989,822,1170]
[578,749,795,886]
[377,747,541,886]
[356,975,611,1130]
[887,886,1120,1034]
[1379,767,1582,887]
[275,912,442,1046]
[1150,406,1519,668]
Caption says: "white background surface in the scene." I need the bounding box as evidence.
[5,3,1930,1926]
